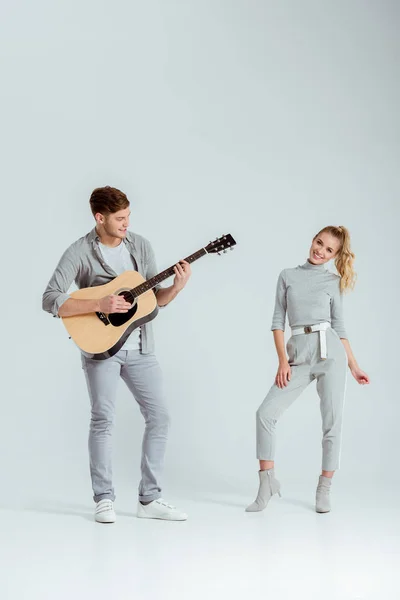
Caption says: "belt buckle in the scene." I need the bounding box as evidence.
[304,326,312,334]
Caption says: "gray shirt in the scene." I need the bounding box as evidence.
[42,228,162,354]
[271,260,347,339]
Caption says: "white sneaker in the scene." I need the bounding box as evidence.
[137,498,188,521]
[95,499,116,523]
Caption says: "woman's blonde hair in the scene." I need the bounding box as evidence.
[315,225,356,292]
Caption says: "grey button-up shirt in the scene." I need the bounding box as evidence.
[42,228,162,354]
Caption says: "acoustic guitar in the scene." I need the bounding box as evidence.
[62,234,236,360]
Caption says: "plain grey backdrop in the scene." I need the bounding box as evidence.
[1,0,398,507]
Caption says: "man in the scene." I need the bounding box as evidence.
[42,186,191,523]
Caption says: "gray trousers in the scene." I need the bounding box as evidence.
[81,349,169,503]
[257,328,348,471]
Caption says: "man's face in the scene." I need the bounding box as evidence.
[97,207,131,239]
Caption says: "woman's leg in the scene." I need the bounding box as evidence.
[246,364,312,512]
[256,363,312,465]
[314,335,347,512]
[316,362,347,474]
[322,470,334,478]
[260,460,274,471]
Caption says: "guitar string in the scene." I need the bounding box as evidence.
[108,240,234,305]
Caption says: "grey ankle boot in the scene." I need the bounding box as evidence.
[316,475,332,513]
[245,469,281,512]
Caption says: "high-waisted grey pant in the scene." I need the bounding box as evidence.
[81,349,169,503]
[257,327,348,471]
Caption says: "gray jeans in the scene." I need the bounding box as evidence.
[81,350,169,503]
[257,327,348,471]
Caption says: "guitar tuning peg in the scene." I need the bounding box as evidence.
[223,249,227,253]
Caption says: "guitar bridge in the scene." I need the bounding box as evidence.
[96,311,110,326]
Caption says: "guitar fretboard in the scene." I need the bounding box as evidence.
[131,248,207,297]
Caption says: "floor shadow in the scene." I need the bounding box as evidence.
[190,494,316,512]
[0,500,100,522]
[23,502,95,522]
[184,494,248,509]
[114,510,137,518]
[181,490,316,511]
[278,497,315,512]
[0,497,316,519]
[25,502,141,521]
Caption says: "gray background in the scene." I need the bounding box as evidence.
[1,0,398,506]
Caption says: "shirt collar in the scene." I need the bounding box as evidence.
[88,227,136,250]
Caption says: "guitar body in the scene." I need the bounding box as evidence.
[60,233,236,360]
[62,270,159,360]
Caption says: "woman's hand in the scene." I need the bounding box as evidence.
[350,366,370,385]
[275,360,291,388]
[341,340,370,385]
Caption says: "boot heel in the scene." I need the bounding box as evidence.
[245,469,281,512]
[277,490,282,498]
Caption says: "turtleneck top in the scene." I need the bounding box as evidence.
[271,260,347,338]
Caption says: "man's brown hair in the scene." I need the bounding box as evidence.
[89,186,130,216]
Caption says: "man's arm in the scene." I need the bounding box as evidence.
[42,246,131,318]
[145,242,191,308]
[156,262,192,307]
[42,247,79,317]
[58,298,101,318]
[58,295,131,317]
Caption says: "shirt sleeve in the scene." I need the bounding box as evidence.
[42,247,79,317]
[330,279,348,339]
[271,270,287,331]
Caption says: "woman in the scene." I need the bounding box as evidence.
[246,226,370,514]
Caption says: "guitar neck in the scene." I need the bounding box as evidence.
[131,247,207,297]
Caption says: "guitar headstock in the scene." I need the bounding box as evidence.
[205,234,236,255]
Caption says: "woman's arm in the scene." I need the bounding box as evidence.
[331,279,370,385]
[271,270,287,331]
[273,330,288,364]
[340,338,370,385]
[273,330,292,388]
[270,271,291,388]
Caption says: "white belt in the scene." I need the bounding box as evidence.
[291,322,331,360]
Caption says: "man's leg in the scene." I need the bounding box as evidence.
[120,350,170,504]
[81,353,122,502]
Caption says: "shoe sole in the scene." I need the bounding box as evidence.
[95,516,116,523]
[137,513,188,521]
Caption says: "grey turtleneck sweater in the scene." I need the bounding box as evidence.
[271,261,347,339]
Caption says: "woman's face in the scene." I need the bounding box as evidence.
[309,231,341,265]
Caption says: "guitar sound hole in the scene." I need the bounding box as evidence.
[108,291,138,327]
